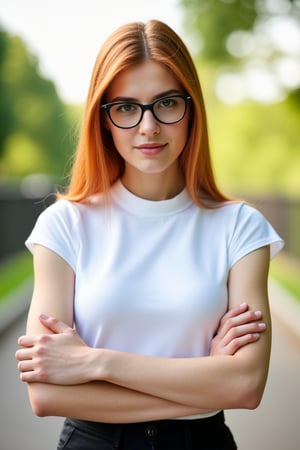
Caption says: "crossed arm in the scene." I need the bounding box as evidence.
[16,244,271,422]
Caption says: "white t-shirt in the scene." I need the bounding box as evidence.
[26,180,283,358]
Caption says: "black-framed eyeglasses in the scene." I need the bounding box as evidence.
[101,94,191,129]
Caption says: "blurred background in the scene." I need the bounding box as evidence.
[0,1,299,449]
[1,0,300,266]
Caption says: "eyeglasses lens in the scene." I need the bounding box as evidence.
[108,96,188,128]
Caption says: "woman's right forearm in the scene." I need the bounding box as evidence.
[27,381,208,423]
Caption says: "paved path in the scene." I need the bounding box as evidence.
[1,309,299,450]
[0,316,63,450]
[226,314,300,450]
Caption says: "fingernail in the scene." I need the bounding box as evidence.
[254,310,262,317]
[258,323,266,329]
[252,333,260,339]
[239,303,247,308]
[39,313,49,320]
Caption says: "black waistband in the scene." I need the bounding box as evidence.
[67,410,225,441]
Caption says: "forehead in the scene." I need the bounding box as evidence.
[106,60,182,101]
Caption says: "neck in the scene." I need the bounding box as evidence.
[121,167,185,201]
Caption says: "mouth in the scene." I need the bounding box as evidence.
[135,143,167,156]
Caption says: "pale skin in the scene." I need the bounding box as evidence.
[16,60,272,423]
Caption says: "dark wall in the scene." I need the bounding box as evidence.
[0,183,55,260]
[0,185,299,261]
[250,197,300,259]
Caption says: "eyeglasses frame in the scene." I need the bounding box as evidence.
[101,94,192,129]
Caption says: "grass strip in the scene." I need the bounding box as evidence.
[0,251,33,302]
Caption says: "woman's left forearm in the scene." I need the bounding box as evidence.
[95,344,268,410]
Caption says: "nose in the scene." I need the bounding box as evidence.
[138,110,160,135]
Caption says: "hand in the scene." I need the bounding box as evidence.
[210,303,266,356]
[16,314,96,385]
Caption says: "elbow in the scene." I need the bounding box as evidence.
[31,400,49,418]
[229,386,263,411]
[227,351,270,410]
[242,388,263,410]
[27,383,53,417]
[238,372,267,410]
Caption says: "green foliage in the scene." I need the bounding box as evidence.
[179,0,300,103]
[180,0,257,62]
[180,0,299,62]
[0,29,15,152]
[0,26,79,179]
[208,94,300,197]
[2,132,47,175]
[178,1,300,197]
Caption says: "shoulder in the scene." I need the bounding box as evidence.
[37,196,106,226]
[214,201,284,263]
[223,201,265,223]
[201,201,261,226]
[210,200,257,215]
[208,200,277,238]
[33,200,80,232]
[218,201,273,232]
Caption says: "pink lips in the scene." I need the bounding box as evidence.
[135,143,167,156]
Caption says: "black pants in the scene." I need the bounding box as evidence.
[57,411,237,449]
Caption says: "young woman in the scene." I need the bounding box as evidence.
[16,20,283,449]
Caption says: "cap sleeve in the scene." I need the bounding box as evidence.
[25,200,79,272]
[228,203,284,268]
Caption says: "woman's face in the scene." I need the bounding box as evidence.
[104,60,190,197]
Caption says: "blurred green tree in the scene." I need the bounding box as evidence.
[180,1,299,59]
[209,98,300,196]
[0,29,14,157]
[180,0,257,62]
[180,0,300,102]
[0,27,77,178]
[179,0,300,196]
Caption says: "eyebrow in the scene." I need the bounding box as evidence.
[110,89,183,103]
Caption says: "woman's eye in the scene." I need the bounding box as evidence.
[118,104,136,113]
[159,98,175,108]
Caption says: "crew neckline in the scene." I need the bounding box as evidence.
[111,179,193,217]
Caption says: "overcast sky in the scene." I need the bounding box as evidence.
[0,0,183,103]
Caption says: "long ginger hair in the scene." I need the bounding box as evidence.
[61,20,229,207]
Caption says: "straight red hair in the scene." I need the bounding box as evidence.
[61,20,230,207]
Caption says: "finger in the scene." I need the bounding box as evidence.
[218,309,263,339]
[17,332,52,348]
[231,302,249,317]
[39,314,72,334]
[15,348,34,361]
[226,333,260,355]
[218,303,249,332]
[228,310,262,328]
[18,360,35,373]
[222,322,266,346]
[220,303,249,323]
[17,335,36,348]
[19,368,41,383]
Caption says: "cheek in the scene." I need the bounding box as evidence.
[109,128,131,156]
